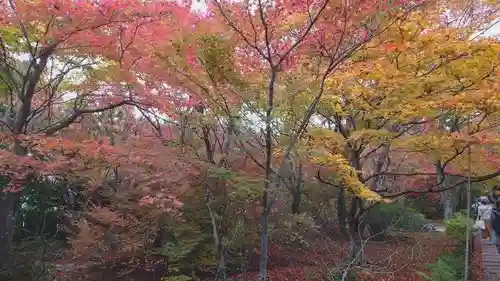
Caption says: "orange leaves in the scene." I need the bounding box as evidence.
[138,194,184,212]
[381,42,407,52]
[40,138,74,151]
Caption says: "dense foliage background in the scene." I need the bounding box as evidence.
[0,0,498,280]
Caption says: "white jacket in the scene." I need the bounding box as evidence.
[478,204,493,220]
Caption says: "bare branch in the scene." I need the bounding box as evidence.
[40,99,134,135]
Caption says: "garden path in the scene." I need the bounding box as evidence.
[481,239,500,281]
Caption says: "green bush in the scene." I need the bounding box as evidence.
[0,238,63,281]
[444,213,473,245]
[418,212,472,281]
[418,253,465,281]
[162,276,192,281]
[364,202,426,235]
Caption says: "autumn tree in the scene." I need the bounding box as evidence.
[131,1,433,279]
[0,0,193,265]
[298,0,499,264]
[0,0,497,280]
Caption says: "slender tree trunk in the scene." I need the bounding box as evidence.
[152,227,169,279]
[337,188,347,236]
[0,192,18,267]
[201,114,235,281]
[258,206,270,281]
[0,141,27,266]
[289,161,303,214]
[347,197,363,265]
[0,44,55,264]
[0,111,18,267]
[442,188,454,219]
[206,192,227,281]
[344,148,365,264]
[291,191,301,214]
[203,165,228,280]
[258,68,277,281]
[367,144,390,191]
[437,117,461,219]
[215,231,227,281]
[436,162,454,219]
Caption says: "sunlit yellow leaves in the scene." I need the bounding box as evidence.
[310,151,383,202]
[296,3,499,210]
[83,62,124,84]
[0,26,22,46]
[306,127,346,150]
[304,128,386,202]
[392,132,458,153]
[481,0,498,5]
[329,16,500,124]
[196,35,237,82]
[347,129,393,147]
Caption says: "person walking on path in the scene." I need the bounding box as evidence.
[472,198,481,220]
[477,197,493,241]
[488,185,500,253]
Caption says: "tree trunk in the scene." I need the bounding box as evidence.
[205,181,227,281]
[453,184,464,212]
[337,188,347,236]
[436,162,454,219]
[437,117,461,220]
[152,228,169,280]
[442,188,454,219]
[291,190,301,214]
[347,233,363,265]
[0,141,27,266]
[0,192,19,267]
[347,197,363,265]
[258,207,270,281]
[0,45,55,264]
[215,238,227,281]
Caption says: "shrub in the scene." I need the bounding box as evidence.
[418,212,473,281]
[0,238,63,281]
[154,223,217,278]
[418,253,465,281]
[364,202,426,235]
[162,276,192,281]
[444,213,473,245]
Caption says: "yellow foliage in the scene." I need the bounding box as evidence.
[304,6,499,205]
[306,127,346,149]
[305,129,383,202]
[347,129,393,147]
[310,151,382,202]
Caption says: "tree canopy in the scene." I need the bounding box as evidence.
[0,0,498,280]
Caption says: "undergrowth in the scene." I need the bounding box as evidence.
[417,213,473,281]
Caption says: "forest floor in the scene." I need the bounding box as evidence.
[51,231,453,281]
[229,232,453,281]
